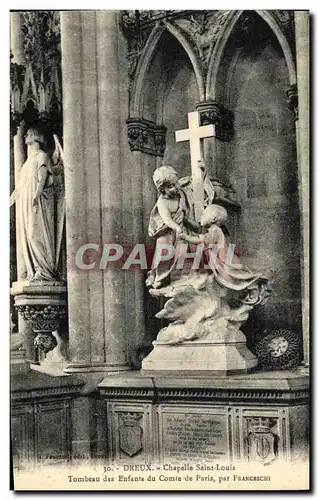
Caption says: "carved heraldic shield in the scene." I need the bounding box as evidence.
[118,413,143,457]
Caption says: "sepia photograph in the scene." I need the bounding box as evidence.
[9,8,310,491]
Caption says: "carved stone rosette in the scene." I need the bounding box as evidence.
[247,417,278,465]
[127,118,167,156]
[196,101,234,142]
[286,84,298,121]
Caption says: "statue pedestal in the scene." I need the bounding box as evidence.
[11,280,67,365]
[141,338,258,377]
[98,370,309,472]
[10,349,30,376]
[11,280,67,296]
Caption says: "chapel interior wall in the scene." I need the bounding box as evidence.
[211,13,302,345]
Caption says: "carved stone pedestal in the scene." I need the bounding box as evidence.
[10,349,30,376]
[11,281,67,369]
[141,337,258,377]
[98,370,309,468]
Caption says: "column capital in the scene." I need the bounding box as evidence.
[195,100,234,142]
[127,117,167,156]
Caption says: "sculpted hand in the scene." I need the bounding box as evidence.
[179,232,188,240]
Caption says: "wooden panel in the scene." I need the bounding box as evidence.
[34,400,71,462]
[11,404,34,466]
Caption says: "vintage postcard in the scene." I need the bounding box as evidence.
[9,9,310,491]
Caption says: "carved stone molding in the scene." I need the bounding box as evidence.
[126,30,150,90]
[272,10,295,42]
[16,303,66,334]
[286,84,298,120]
[121,10,189,32]
[127,118,167,156]
[21,12,61,69]
[11,380,85,401]
[196,100,234,142]
[10,56,25,135]
[247,417,278,465]
[175,11,231,69]
[10,11,62,134]
[16,300,66,357]
[121,10,232,85]
[11,281,67,359]
[99,385,309,403]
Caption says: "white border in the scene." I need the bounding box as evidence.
[0,3,316,499]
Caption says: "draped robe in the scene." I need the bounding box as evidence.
[201,224,268,303]
[146,188,194,289]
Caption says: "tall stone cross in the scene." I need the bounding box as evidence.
[175,111,215,221]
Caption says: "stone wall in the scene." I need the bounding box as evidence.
[214,16,302,342]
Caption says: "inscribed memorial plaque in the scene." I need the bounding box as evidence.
[161,410,229,462]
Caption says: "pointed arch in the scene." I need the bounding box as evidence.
[130,24,166,117]
[129,21,205,118]
[165,21,205,101]
[206,10,296,100]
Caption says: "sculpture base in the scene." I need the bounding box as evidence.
[141,340,258,377]
[31,361,70,377]
[10,349,30,376]
[11,280,67,365]
[98,370,309,471]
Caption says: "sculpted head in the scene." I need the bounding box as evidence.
[25,126,45,147]
[153,166,179,198]
[201,204,228,227]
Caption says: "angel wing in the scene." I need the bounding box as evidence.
[52,134,65,270]
[52,134,64,166]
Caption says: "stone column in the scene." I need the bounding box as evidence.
[61,11,130,373]
[96,11,130,371]
[10,12,32,362]
[10,12,25,65]
[13,126,26,281]
[10,11,26,282]
[294,11,309,367]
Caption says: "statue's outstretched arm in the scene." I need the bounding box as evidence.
[183,217,200,232]
[179,232,201,244]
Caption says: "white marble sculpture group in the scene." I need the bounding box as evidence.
[143,163,271,372]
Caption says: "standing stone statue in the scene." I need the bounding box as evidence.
[12,126,65,281]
